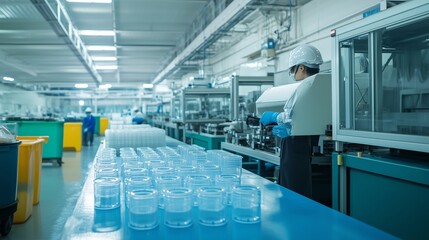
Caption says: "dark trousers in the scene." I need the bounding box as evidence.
[279,135,318,198]
[83,131,94,146]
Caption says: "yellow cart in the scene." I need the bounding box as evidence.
[16,136,48,205]
[63,122,82,152]
[100,117,109,136]
[14,139,45,223]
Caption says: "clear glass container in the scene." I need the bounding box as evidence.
[215,174,240,205]
[127,189,159,230]
[164,187,193,228]
[197,187,226,226]
[231,185,261,224]
[94,177,121,210]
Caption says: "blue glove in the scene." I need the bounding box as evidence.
[272,123,292,138]
[260,112,279,126]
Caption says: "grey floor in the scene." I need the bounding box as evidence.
[4,137,100,240]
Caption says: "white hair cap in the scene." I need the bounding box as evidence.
[288,44,323,69]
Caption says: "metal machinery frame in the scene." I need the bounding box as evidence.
[230,75,274,121]
[222,75,277,176]
[331,1,429,239]
[170,87,230,148]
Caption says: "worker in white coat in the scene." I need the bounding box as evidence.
[260,44,323,198]
[132,107,145,124]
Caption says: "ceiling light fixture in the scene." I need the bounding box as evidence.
[87,46,116,51]
[142,84,154,89]
[79,30,115,36]
[99,84,112,89]
[67,0,112,3]
[2,76,14,81]
[95,66,118,70]
[92,56,117,61]
[75,83,89,89]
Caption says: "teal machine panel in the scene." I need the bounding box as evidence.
[185,131,225,150]
[94,116,100,135]
[332,152,429,240]
[11,120,64,160]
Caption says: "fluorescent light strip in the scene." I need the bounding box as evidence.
[92,56,117,61]
[79,30,114,36]
[99,84,112,89]
[67,0,112,3]
[75,83,88,89]
[3,76,14,81]
[142,84,154,89]
[87,46,116,51]
[95,66,118,70]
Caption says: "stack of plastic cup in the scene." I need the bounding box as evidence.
[95,168,119,178]
[105,128,167,149]
[124,176,153,206]
[94,147,122,210]
[184,175,211,206]
[220,153,243,178]
[197,187,226,226]
[189,150,208,167]
[152,167,175,178]
[154,175,182,208]
[128,189,159,230]
[199,164,221,185]
[175,166,197,185]
[145,160,167,177]
[215,174,240,205]
[231,185,261,224]
[94,177,121,210]
[206,150,228,166]
[123,168,148,179]
[164,188,193,228]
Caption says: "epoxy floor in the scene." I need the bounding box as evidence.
[4,137,100,240]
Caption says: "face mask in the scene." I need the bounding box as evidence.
[289,65,298,81]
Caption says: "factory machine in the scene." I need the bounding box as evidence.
[223,73,333,205]
[170,87,230,149]
[168,76,273,150]
[225,75,274,151]
[147,99,171,129]
[225,74,333,156]
[330,1,429,239]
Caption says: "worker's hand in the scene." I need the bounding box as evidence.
[260,112,280,126]
[272,123,291,138]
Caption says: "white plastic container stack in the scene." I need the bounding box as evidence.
[105,127,166,149]
[110,124,151,130]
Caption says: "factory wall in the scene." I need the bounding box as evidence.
[56,98,143,115]
[275,0,379,72]
[209,0,381,84]
[0,84,47,116]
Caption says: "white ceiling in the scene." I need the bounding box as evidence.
[0,0,211,90]
[0,0,310,92]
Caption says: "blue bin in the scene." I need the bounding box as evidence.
[0,141,21,236]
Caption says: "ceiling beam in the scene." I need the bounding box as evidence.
[152,0,255,85]
[30,0,102,85]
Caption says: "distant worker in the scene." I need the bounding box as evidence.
[259,44,323,198]
[82,107,95,146]
[132,107,145,124]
